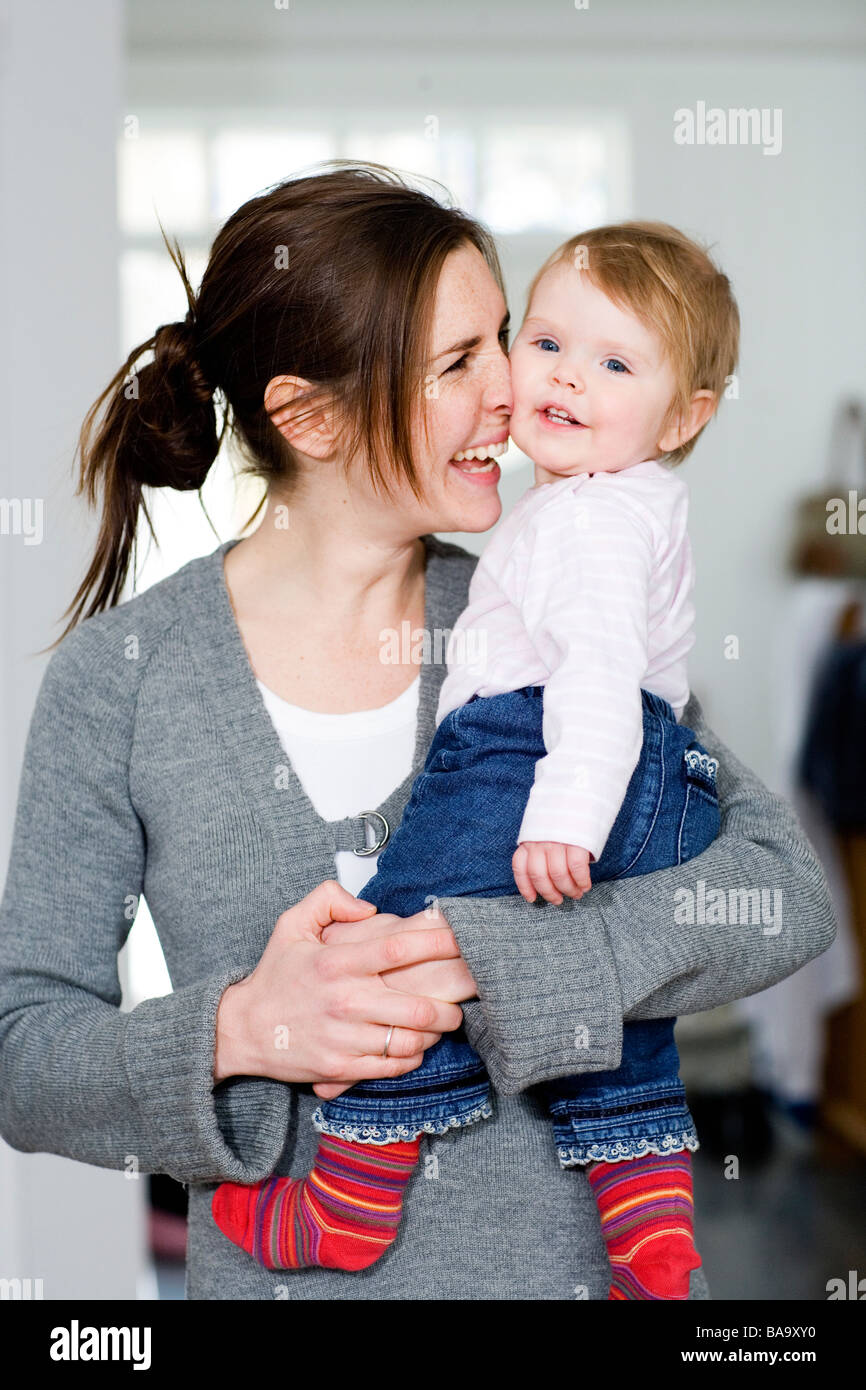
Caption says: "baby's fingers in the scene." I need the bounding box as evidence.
[512,845,537,903]
[546,844,586,899]
[565,845,592,894]
[525,845,564,905]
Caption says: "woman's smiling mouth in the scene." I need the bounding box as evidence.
[449,436,508,483]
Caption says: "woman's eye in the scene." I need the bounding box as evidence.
[602,358,629,374]
[443,353,469,375]
[535,338,559,353]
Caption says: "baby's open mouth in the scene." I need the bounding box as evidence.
[541,405,585,428]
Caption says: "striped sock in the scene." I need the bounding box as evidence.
[212,1133,421,1271]
[586,1151,702,1300]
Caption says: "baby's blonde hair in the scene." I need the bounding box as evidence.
[528,221,740,464]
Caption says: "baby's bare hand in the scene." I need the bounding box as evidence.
[512,841,592,905]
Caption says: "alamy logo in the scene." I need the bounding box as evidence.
[826,491,866,535]
[0,497,43,545]
[674,879,782,935]
[379,621,487,668]
[49,1320,152,1371]
[0,1276,43,1299]
[674,102,782,156]
[826,1270,866,1300]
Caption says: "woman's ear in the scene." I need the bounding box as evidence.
[264,374,338,459]
[658,389,717,455]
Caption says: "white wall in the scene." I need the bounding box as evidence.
[0,0,149,1300]
[124,0,866,790]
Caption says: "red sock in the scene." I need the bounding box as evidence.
[212,1133,420,1272]
[587,1151,702,1299]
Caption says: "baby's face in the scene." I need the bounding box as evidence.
[509,260,679,484]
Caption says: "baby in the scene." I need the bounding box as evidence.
[214,221,740,1300]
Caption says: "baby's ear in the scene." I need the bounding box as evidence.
[658,390,717,454]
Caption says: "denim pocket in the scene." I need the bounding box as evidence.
[427,742,462,774]
[683,746,720,795]
[677,746,721,863]
[425,707,469,773]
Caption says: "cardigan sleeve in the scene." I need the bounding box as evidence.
[0,625,292,1185]
[438,695,837,1095]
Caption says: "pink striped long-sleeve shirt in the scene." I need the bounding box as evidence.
[435,458,696,861]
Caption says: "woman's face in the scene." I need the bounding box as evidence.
[271,242,512,543]
[397,242,513,537]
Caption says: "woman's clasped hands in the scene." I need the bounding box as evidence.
[213,880,477,1100]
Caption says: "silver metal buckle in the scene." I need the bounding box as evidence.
[353,809,390,857]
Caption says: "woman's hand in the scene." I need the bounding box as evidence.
[213,881,464,1090]
[321,902,478,1003]
[313,902,479,1099]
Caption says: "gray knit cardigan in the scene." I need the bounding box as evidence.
[0,534,836,1300]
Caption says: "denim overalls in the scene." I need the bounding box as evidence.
[313,686,720,1166]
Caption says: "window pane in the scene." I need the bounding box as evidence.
[119,130,208,236]
[212,130,336,221]
[343,128,476,210]
[120,247,208,355]
[480,126,613,233]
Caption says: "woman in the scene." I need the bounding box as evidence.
[0,165,835,1300]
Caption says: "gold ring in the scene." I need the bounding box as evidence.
[382,1025,395,1058]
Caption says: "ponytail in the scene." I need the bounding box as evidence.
[51,233,224,648]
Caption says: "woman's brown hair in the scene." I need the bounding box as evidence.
[54,162,503,647]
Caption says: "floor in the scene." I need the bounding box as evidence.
[152,1107,866,1301]
[692,1109,866,1301]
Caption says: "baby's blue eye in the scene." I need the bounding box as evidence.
[535,338,559,352]
[603,358,629,374]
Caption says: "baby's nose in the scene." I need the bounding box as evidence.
[552,362,584,392]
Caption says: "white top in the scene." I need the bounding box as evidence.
[436,459,695,861]
[258,676,420,897]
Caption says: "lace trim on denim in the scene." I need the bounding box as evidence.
[311,1100,493,1145]
[557,1129,700,1167]
[684,749,719,779]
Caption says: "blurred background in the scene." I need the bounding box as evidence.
[1,0,864,1300]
